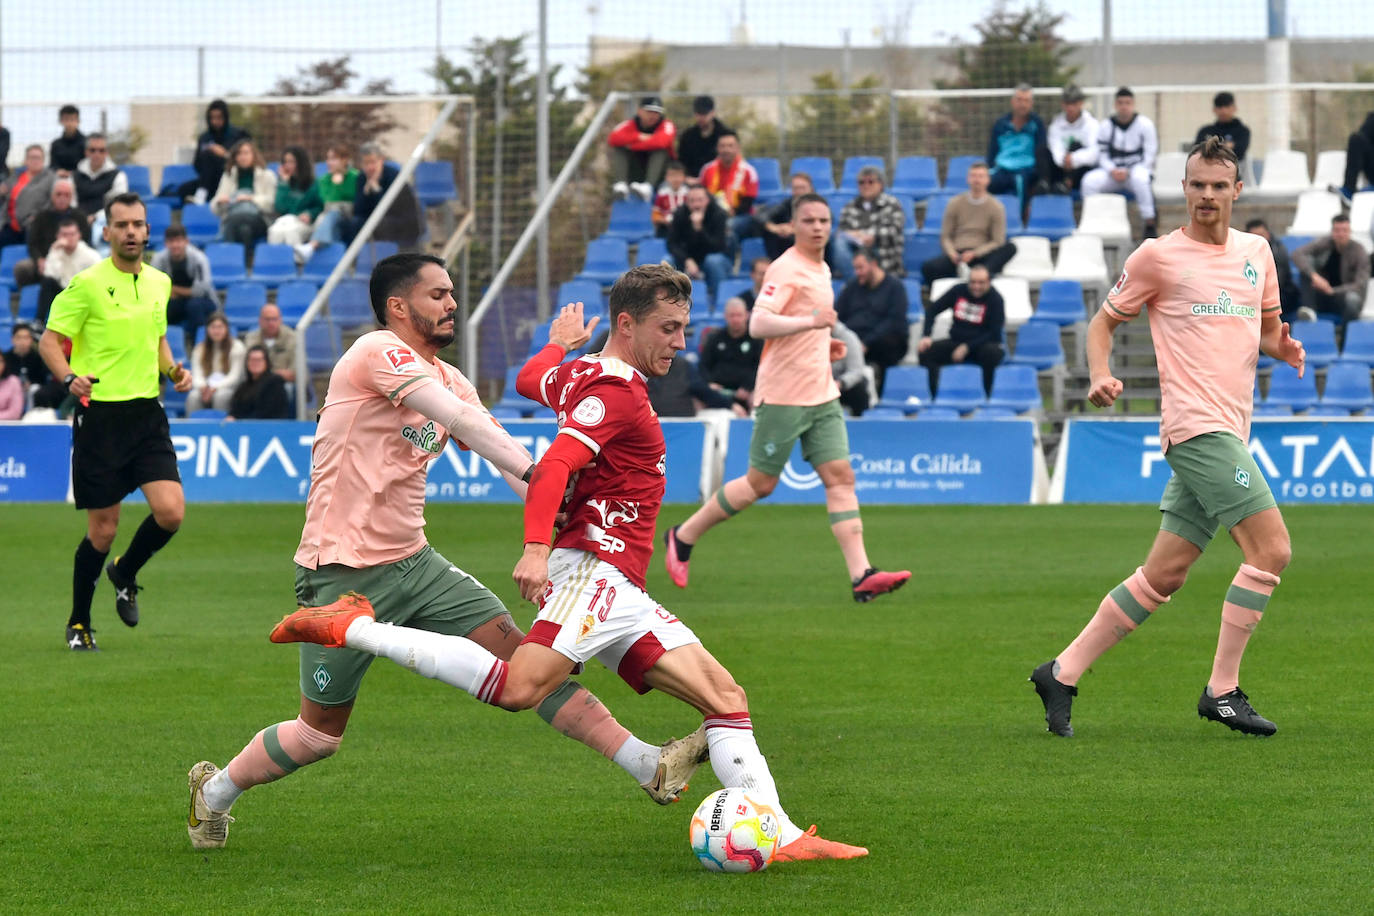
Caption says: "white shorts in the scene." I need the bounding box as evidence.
[522,548,699,694]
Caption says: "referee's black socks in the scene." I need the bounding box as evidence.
[118,514,177,579]
[71,537,108,628]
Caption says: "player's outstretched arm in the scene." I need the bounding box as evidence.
[749,305,834,340]
[401,383,535,480]
[514,434,596,602]
[1260,315,1306,378]
[1086,308,1125,408]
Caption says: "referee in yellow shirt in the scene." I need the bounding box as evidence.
[40,192,194,651]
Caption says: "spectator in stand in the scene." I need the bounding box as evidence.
[652,160,689,239]
[677,95,732,180]
[15,177,89,291]
[837,165,906,277]
[1334,112,1374,203]
[0,146,49,248]
[0,121,10,187]
[74,133,127,225]
[347,142,424,249]
[267,146,323,252]
[699,132,759,247]
[738,255,770,311]
[587,327,738,418]
[835,247,909,395]
[5,322,52,393]
[228,345,291,420]
[36,216,100,326]
[190,313,246,413]
[831,320,870,416]
[1047,84,1099,194]
[1245,219,1302,322]
[153,226,218,348]
[1194,92,1251,170]
[700,297,760,413]
[987,83,1049,220]
[1082,87,1159,239]
[748,172,852,275]
[1292,214,1370,323]
[302,142,358,258]
[213,138,277,247]
[50,105,86,174]
[0,351,24,419]
[667,184,732,306]
[179,99,249,203]
[918,263,1005,396]
[921,160,1016,284]
[608,96,676,202]
[242,303,298,385]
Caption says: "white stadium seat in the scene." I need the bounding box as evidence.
[1051,234,1110,296]
[1001,235,1055,285]
[1349,190,1374,251]
[1075,193,1133,249]
[1152,151,1188,203]
[992,277,1033,329]
[1313,150,1347,191]
[1286,190,1344,237]
[1252,149,1311,199]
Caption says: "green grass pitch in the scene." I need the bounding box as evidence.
[2,502,1371,914]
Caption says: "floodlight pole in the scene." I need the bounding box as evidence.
[537,0,551,321]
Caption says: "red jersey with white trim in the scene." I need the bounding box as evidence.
[530,353,666,588]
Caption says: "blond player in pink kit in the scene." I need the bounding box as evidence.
[273,264,868,862]
[186,254,707,850]
[662,192,910,602]
[1031,137,1306,737]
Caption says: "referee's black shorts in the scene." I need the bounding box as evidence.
[71,398,180,509]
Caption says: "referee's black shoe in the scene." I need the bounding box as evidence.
[106,558,142,627]
[1198,686,1277,736]
[1029,660,1076,737]
[66,623,99,651]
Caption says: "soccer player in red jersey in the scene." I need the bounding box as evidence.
[274,264,867,862]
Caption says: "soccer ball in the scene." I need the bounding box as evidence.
[688,787,781,873]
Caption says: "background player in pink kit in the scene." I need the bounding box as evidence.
[186,254,706,850]
[1030,137,1306,738]
[274,264,868,862]
[661,192,910,602]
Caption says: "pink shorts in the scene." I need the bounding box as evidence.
[523,548,699,694]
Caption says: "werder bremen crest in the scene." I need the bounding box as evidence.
[1243,259,1258,289]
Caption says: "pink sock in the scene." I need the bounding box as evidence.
[225,716,342,789]
[1057,567,1169,686]
[1208,564,1279,695]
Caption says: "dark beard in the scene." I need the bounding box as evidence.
[411,308,456,348]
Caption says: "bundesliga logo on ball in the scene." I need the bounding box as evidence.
[689,787,781,872]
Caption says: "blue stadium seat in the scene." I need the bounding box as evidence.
[1292,320,1339,368]
[890,156,940,201]
[223,282,267,333]
[788,156,835,193]
[143,201,173,250]
[17,285,39,321]
[161,384,188,419]
[863,406,909,419]
[1034,279,1087,325]
[122,164,153,198]
[276,281,319,325]
[414,161,458,209]
[634,237,669,266]
[690,280,709,310]
[1252,403,1293,417]
[1340,320,1374,364]
[1264,363,1317,412]
[912,406,962,420]
[903,234,943,282]
[944,155,983,192]
[920,193,956,234]
[823,191,851,219]
[1319,361,1373,412]
[526,322,552,356]
[0,326,10,351]
[353,240,399,278]
[995,194,1024,234]
[205,242,247,289]
[328,279,375,328]
[1007,320,1065,370]
[985,364,1042,413]
[250,243,298,287]
[931,364,987,413]
[735,237,767,276]
[166,331,188,365]
[575,236,630,285]
[556,279,604,314]
[972,406,1019,419]
[715,277,753,307]
[752,157,783,202]
[493,366,544,417]
[304,320,344,373]
[901,278,925,327]
[1305,404,1355,417]
[180,204,220,246]
[1024,195,1076,241]
[300,242,346,285]
[839,156,885,195]
[189,408,227,421]
[877,365,931,414]
[831,278,846,300]
[1,244,30,293]
[156,163,198,206]
[604,198,654,241]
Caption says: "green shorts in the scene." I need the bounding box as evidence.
[293,545,508,706]
[748,399,851,477]
[1159,431,1277,550]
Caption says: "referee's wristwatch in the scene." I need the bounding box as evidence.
[63,373,77,391]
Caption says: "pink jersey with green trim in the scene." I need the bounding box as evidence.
[752,246,840,407]
[1103,227,1280,450]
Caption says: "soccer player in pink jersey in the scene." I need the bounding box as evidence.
[661,193,910,602]
[273,264,868,862]
[1031,137,1306,738]
[186,254,707,849]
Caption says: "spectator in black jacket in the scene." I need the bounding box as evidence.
[13,177,88,289]
[1194,92,1251,169]
[918,264,1005,395]
[836,247,910,395]
[1245,219,1301,322]
[178,99,249,202]
[699,297,760,411]
[667,185,731,306]
[73,133,127,224]
[50,105,86,174]
[228,346,291,420]
[0,122,10,186]
[347,142,424,249]
[677,95,732,179]
[1335,111,1374,203]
